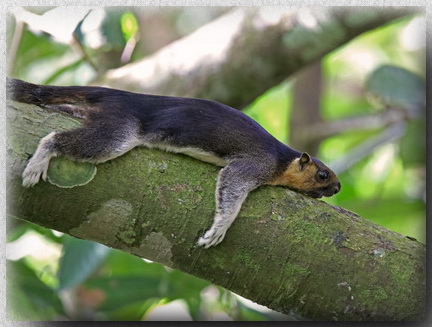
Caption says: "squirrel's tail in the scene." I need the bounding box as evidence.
[6,78,91,105]
[7,78,107,119]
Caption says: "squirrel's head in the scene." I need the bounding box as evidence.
[270,152,341,199]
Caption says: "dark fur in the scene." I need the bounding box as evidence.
[7,78,341,248]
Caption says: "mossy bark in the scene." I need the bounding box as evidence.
[7,102,425,321]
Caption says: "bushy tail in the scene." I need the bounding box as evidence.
[6,78,91,105]
[6,78,111,119]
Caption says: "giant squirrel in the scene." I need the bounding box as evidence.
[7,78,341,248]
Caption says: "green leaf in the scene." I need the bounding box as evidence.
[106,299,157,321]
[236,299,272,321]
[7,260,64,320]
[104,249,167,277]
[101,10,126,47]
[184,297,204,321]
[43,59,85,85]
[121,12,139,41]
[399,117,426,166]
[83,276,166,311]
[82,249,210,314]
[366,65,425,109]
[75,8,125,48]
[12,27,73,82]
[58,236,109,290]
[7,220,64,243]
[47,157,97,188]
[167,269,210,300]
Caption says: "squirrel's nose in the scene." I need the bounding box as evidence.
[334,182,341,194]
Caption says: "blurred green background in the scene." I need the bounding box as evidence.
[6,7,425,321]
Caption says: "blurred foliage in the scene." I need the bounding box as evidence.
[7,228,277,321]
[120,12,139,42]
[366,64,425,109]
[6,7,425,321]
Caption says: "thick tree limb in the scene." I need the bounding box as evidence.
[97,7,420,109]
[7,101,425,321]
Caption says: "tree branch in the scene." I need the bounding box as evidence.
[301,106,422,143]
[7,100,425,321]
[329,122,406,174]
[96,7,420,109]
[289,61,323,155]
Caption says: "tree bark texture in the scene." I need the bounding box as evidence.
[97,7,421,109]
[289,61,323,156]
[7,101,425,321]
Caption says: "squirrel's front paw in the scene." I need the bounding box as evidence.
[22,159,49,188]
[197,228,227,248]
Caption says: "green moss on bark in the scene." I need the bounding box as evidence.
[7,101,426,321]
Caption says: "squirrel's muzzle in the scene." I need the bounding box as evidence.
[305,181,341,199]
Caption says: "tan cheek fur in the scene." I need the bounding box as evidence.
[268,158,320,191]
[268,158,339,192]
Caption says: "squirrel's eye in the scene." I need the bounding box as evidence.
[318,171,329,181]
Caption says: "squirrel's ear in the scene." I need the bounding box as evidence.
[299,152,311,170]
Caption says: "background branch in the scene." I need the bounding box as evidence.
[329,122,406,174]
[289,61,323,155]
[96,7,420,109]
[302,106,420,142]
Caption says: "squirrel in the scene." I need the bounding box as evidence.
[7,78,341,248]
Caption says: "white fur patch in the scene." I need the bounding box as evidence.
[197,168,255,248]
[197,214,231,248]
[22,132,57,187]
[145,142,227,167]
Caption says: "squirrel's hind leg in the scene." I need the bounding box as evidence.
[22,120,142,187]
